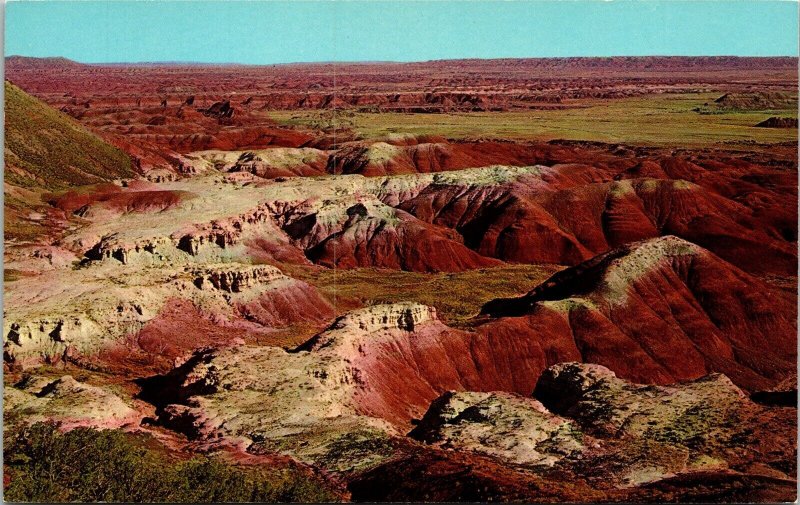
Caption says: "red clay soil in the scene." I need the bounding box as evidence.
[32,137,798,277]
[50,186,190,216]
[229,151,329,178]
[344,316,573,427]
[4,56,797,504]
[305,209,502,272]
[96,288,326,370]
[123,125,315,154]
[131,299,251,358]
[5,55,797,177]
[243,236,314,266]
[227,140,795,275]
[233,280,335,327]
[47,183,124,213]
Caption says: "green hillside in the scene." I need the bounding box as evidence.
[4,80,135,190]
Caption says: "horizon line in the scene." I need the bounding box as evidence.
[6,54,799,67]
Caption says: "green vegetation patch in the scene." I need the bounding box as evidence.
[4,81,135,190]
[4,422,341,503]
[269,93,798,149]
[294,263,562,327]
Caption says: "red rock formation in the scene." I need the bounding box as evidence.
[305,206,502,272]
[192,263,336,328]
[479,236,796,391]
[330,141,548,176]
[132,298,249,361]
[50,186,190,217]
[225,149,328,178]
[353,362,796,502]
[283,232,791,425]
[394,168,796,275]
[232,280,334,328]
[271,237,795,428]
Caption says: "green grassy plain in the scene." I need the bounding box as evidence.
[291,263,562,328]
[270,93,798,148]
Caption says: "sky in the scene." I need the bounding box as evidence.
[4,1,799,64]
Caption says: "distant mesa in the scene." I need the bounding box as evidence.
[754,116,798,128]
[713,92,798,111]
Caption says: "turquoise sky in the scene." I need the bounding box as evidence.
[5,1,799,64]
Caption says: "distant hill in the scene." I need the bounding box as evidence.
[755,116,798,128]
[5,55,84,70]
[712,92,798,111]
[4,80,135,190]
[5,54,798,71]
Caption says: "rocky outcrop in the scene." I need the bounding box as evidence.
[4,316,122,368]
[193,264,285,292]
[143,303,477,466]
[145,231,799,451]
[713,92,797,111]
[171,201,308,266]
[409,391,586,467]
[200,100,234,120]
[140,344,398,472]
[4,56,798,504]
[533,363,795,482]
[83,234,171,265]
[185,147,329,178]
[5,375,140,429]
[174,204,277,255]
[44,159,795,276]
[330,141,549,176]
[389,363,796,497]
[193,264,335,328]
[145,345,795,498]
[3,261,332,368]
[331,302,435,333]
[295,302,543,426]
[267,193,502,272]
[297,302,437,352]
[191,263,334,327]
[303,204,502,272]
